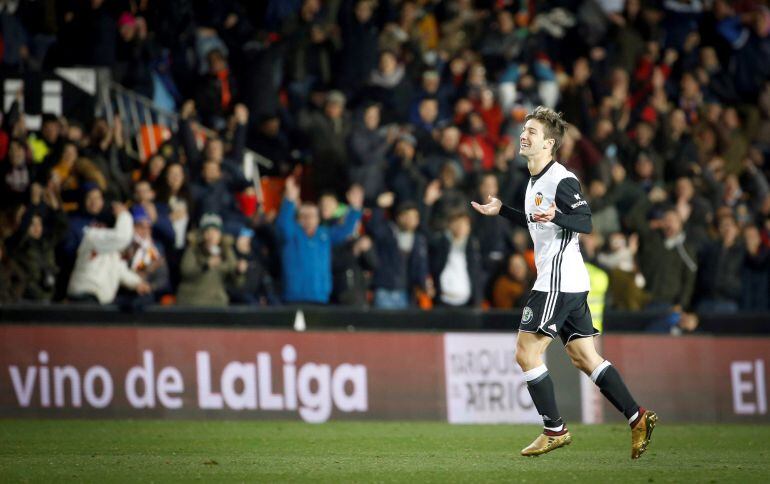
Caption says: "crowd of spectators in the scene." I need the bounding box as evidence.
[1,0,769,331]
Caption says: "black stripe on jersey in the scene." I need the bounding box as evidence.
[554,230,572,292]
[540,229,570,327]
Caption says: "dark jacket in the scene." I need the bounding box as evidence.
[741,246,769,311]
[626,199,698,309]
[331,237,378,307]
[429,234,483,307]
[366,208,429,294]
[227,248,279,306]
[696,238,745,306]
[347,124,389,201]
[8,205,67,301]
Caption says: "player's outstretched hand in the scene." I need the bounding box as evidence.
[470,195,502,216]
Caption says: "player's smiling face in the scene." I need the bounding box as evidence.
[520,119,552,157]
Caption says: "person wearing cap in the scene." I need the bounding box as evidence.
[176,213,240,307]
[116,205,171,309]
[275,177,363,304]
[67,202,151,304]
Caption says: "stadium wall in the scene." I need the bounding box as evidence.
[1,325,767,423]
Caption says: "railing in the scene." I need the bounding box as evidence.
[98,81,272,202]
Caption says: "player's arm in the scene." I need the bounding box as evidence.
[551,177,592,234]
[499,204,528,227]
[470,196,527,226]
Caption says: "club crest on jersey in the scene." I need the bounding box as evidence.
[522,306,533,323]
[534,192,544,206]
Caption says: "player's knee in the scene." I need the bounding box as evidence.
[568,354,592,373]
[515,343,538,370]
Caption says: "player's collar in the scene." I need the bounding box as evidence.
[529,160,556,184]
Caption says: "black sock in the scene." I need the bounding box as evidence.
[526,370,564,431]
[593,363,640,421]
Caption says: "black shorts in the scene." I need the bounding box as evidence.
[519,290,600,345]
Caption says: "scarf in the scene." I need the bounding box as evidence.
[129,235,160,271]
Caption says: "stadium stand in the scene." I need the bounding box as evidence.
[1,0,769,334]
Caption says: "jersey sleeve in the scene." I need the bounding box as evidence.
[552,177,592,234]
[499,204,527,227]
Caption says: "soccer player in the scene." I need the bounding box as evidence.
[471,107,657,459]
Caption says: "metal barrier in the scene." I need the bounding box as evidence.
[98,80,272,202]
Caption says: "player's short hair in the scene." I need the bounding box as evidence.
[525,106,568,155]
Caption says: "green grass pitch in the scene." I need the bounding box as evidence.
[1,420,768,483]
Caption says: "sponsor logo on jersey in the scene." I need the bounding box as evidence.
[534,192,543,206]
[522,307,533,323]
[570,199,588,209]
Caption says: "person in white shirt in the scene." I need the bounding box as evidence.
[67,202,151,304]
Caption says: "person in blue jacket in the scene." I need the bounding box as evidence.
[276,176,363,304]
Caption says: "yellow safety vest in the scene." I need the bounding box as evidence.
[586,262,609,332]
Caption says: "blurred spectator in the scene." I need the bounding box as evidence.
[114,13,154,99]
[275,177,362,304]
[599,233,651,311]
[58,184,109,294]
[741,224,770,311]
[627,191,698,313]
[282,0,335,107]
[67,203,150,304]
[195,48,237,130]
[473,173,513,287]
[491,253,531,309]
[586,179,621,237]
[347,102,394,203]
[0,0,769,320]
[387,133,427,206]
[0,238,24,303]
[366,50,414,122]
[132,180,175,252]
[1,138,34,209]
[177,213,239,307]
[429,212,482,307]
[122,205,170,299]
[155,163,193,252]
[28,114,63,164]
[367,193,431,309]
[581,232,610,332]
[84,116,132,202]
[6,184,67,302]
[180,100,249,187]
[338,0,380,95]
[423,125,463,181]
[251,113,293,177]
[673,176,712,251]
[331,232,378,307]
[298,90,350,196]
[227,227,278,306]
[696,215,744,313]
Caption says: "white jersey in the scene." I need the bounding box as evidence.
[524,161,591,293]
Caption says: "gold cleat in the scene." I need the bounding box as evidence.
[631,410,658,459]
[521,431,572,457]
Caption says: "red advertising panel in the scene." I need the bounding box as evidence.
[602,335,770,422]
[0,326,446,421]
